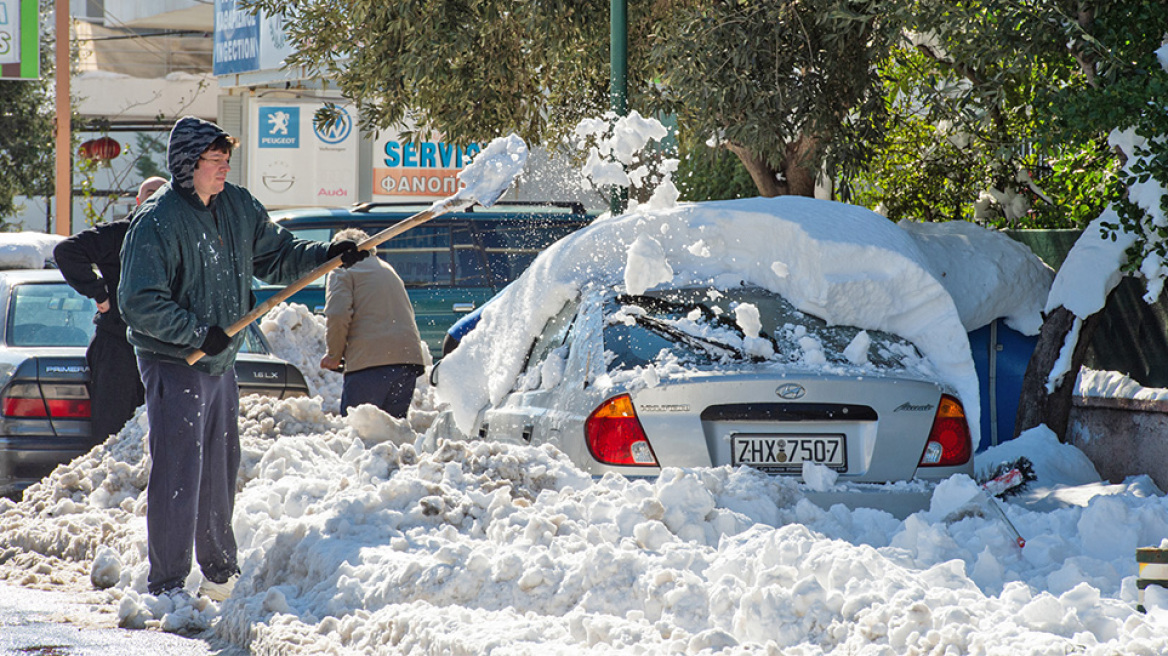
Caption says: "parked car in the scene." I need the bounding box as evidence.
[0,269,310,497]
[432,197,980,514]
[451,284,973,483]
[254,201,595,354]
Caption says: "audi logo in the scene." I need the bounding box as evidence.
[776,383,806,400]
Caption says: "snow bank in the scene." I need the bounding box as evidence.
[1,395,1166,653]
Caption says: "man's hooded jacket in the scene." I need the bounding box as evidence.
[119,116,328,375]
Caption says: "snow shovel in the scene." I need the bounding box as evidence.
[185,134,529,365]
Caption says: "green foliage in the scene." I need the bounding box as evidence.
[646,0,901,192]
[674,136,756,203]
[852,45,1113,228]
[863,0,1168,248]
[245,0,620,147]
[0,78,55,226]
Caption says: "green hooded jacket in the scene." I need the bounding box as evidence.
[119,116,328,375]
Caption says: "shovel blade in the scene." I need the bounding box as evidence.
[450,134,529,210]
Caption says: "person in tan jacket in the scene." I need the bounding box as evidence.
[320,228,425,418]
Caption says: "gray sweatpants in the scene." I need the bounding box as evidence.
[139,357,240,595]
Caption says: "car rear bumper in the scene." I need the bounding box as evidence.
[802,486,934,520]
[0,435,99,496]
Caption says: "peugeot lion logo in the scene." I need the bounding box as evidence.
[776,383,806,400]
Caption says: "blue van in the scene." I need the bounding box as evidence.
[254,201,594,356]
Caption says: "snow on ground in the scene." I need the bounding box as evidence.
[0,349,1166,652]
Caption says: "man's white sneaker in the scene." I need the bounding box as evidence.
[199,574,238,602]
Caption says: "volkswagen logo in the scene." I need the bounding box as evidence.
[776,383,806,400]
[314,107,353,144]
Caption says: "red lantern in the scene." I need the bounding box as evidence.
[79,136,121,162]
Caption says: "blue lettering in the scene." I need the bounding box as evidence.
[384,141,400,167]
[403,142,417,167]
[438,143,455,167]
[420,143,437,168]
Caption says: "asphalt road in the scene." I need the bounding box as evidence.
[0,583,221,655]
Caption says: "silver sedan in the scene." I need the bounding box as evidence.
[469,284,974,486]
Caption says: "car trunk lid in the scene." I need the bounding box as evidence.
[628,372,946,482]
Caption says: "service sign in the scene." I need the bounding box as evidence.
[372,128,482,200]
[247,100,359,207]
[0,0,38,80]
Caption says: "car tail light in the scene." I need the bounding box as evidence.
[918,394,972,467]
[1,382,90,419]
[2,383,48,417]
[585,394,659,466]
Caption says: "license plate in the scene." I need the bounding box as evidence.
[732,434,846,472]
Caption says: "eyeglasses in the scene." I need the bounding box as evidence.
[198,155,231,169]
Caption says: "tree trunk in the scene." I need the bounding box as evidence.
[726,134,819,198]
[780,135,819,197]
[726,142,785,196]
[1014,305,1102,441]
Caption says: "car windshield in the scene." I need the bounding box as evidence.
[602,286,927,374]
[6,283,97,347]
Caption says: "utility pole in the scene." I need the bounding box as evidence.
[54,0,70,235]
[609,0,628,215]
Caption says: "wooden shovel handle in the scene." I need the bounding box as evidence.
[185,205,445,365]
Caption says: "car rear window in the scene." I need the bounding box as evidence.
[603,286,927,373]
[6,283,97,347]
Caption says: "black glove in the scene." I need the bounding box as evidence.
[201,326,232,356]
[327,240,370,268]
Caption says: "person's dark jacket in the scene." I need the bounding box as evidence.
[119,116,329,375]
[53,219,132,338]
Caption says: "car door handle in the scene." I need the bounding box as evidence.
[453,302,476,313]
[521,424,533,443]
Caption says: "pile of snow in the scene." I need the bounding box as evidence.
[437,196,984,440]
[259,303,343,412]
[1,398,1166,652]
[0,231,64,269]
[259,302,443,434]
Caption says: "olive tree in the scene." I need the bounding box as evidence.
[245,0,906,198]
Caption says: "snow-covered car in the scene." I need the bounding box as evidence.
[0,269,311,497]
[433,197,986,492]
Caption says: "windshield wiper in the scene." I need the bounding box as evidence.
[629,313,750,361]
